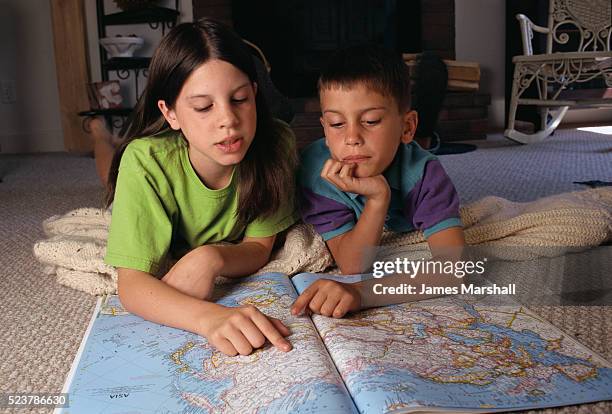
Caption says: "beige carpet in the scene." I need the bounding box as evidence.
[0,154,102,414]
[1,128,611,413]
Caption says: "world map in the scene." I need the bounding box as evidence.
[60,272,612,413]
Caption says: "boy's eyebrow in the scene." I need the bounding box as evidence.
[322,106,386,114]
[187,82,251,100]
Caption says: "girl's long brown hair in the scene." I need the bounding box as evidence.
[106,19,296,229]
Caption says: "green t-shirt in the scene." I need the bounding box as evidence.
[105,124,297,275]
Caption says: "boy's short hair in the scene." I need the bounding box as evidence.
[318,44,411,110]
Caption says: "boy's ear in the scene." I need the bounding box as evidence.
[401,110,418,144]
[158,100,180,130]
[320,116,329,146]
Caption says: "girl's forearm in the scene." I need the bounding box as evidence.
[117,268,219,336]
[212,240,274,278]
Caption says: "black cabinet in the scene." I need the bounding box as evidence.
[79,0,179,122]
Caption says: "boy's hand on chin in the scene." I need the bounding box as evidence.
[321,159,390,202]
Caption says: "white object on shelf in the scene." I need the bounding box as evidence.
[99,36,144,58]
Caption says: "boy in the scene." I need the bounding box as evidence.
[291,45,466,318]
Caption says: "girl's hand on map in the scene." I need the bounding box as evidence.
[291,279,361,318]
[161,245,221,300]
[201,304,293,356]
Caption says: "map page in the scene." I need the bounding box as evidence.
[59,273,357,414]
[292,272,612,413]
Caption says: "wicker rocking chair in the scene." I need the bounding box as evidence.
[505,0,612,144]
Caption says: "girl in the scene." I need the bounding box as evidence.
[104,19,297,357]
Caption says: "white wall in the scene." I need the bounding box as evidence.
[560,108,612,125]
[0,0,192,154]
[455,0,506,130]
[0,0,64,153]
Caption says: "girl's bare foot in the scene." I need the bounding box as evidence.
[86,117,122,147]
[85,117,117,186]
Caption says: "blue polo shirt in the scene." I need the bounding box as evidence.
[298,138,462,241]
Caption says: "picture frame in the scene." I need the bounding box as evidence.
[86,80,123,110]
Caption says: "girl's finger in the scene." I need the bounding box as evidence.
[214,337,238,357]
[239,316,267,349]
[251,312,292,352]
[225,327,254,356]
[269,317,291,337]
[348,164,356,180]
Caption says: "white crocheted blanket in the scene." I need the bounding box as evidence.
[34,188,612,296]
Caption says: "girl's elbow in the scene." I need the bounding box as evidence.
[116,272,135,311]
[243,237,275,262]
[116,268,149,312]
[262,244,275,262]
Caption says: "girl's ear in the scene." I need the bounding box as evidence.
[158,100,180,130]
[401,110,418,144]
[252,82,258,96]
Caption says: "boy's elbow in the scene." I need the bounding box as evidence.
[327,234,367,275]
